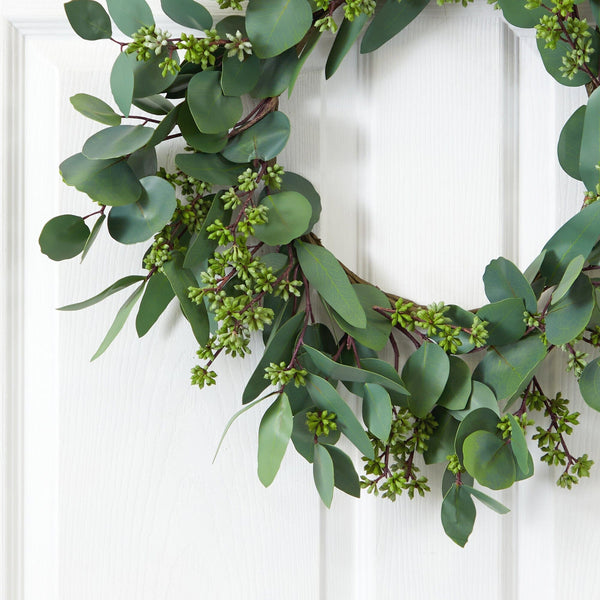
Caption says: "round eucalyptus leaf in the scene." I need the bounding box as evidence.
[187,71,243,134]
[39,215,90,261]
[108,176,176,244]
[110,52,134,117]
[82,125,154,160]
[278,172,321,234]
[580,359,600,411]
[254,191,312,246]
[70,93,121,126]
[132,94,175,116]
[536,37,595,87]
[557,105,585,181]
[160,0,212,30]
[246,0,313,59]
[178,102,228,153]
[221,54,261,97]
[222,111,290,163]
[106,0,154,36]
[64,0,112,40]
[463,431,516,490]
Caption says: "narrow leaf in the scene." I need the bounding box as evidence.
[135,272,175,337]
[462,485,510,515]
[59,275,145,311]
[362,383,392,442]
[313,444,335,507]
[258,393,293,487]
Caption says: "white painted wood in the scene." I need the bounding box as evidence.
[3,1,600,599]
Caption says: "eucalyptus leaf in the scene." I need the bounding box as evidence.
[295,240,367,328]
[537,36,595,87]
[581,86,600,190]
[477,298,526,346]
[187,71,243,134]
[313,444,335,507]
[70,93,121,126]
[106,0,154,36]
[250,48,299,99]
[80,213,106,262]
[580,358,600,411]
[462,485,510,515]
[160,0,212,30]
[524,249,547,285]
[163,252,209,346]
[362,383,392,442]
[558,105,585,181]
[441,484,476,547]
[127,146,157,179]
[437,356,472,410]
[306,374,374,459]
[222,112,291,163]
[483,257,537,313]
[221,54,261,97]
[324,445,361,498]
[39,215,91,261]
[135,272,175,337]
[110,52,134,117]
[132,94,175,116]
[463,431,516,490]
[91,281,146,361]
[82,125,154,160]
[246,0,313,59]
[175,152,250,187]
[423,408,459,465]
[254,192,312,245]
[507,414,530,473]
[278,172,321,234]
[108,176,176,244]
[258,393,293,487]
[450,381,499,421]
[326,13,368,79]
[291,409,340,462]
[498,0,545,28]
[64,0,112,40]
[402,342,450,418]
[58,275,145,311]
[454,407,500,463]
[178,102,228,153]
[552,254,585,304]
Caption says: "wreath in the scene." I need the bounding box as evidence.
[39,0,600,546]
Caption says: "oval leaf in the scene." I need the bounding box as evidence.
[70,93,121,126]
[254,191,312,246]
[580,358,600,411]
[551,254,585,304]
[507,414,530,474]
[175,152,250,186]
[483,257,537,313]
[477,298,526,347]
[362,383,392,442]
[437,356,472,410]
[221,53,261,97]
[110,52,134,117]
[135,272,175,337]
[558,105,585,181]
[313,444,335,507]
[441,484,476,547]
[64,0,112,40]
[39,215,90,261]
[160,0,212,30]
[258,393,293,487]
[326,13,368,79]
[463,431,516,491]
[82,125,154,160]
[324,445,360,498]
[106,0,154,36]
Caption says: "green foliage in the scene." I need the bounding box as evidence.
[49,0,600,546]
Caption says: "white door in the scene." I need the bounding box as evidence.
[2,1,598,598]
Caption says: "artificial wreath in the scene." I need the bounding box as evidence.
[39,0,600,546]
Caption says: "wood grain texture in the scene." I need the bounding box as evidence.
[3,1,600,599]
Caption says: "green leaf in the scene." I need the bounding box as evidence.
[326,13,368,79]
[450,381,499,421]
[246,0,313,59]
[477,298,526,346]
[70,93,121,126]
[254,192,312,246]
[184,192,231,269]
[39,215,90,261]
[278,172,321,234]
[537,36,596,88]
[541,200,600,285]
[454,407,500,463]
[132,52,179,98]
[558,105,585,181]
[402,342,450,418]
[213,392,273,462]
[91,281,146,361]
[258,393,293,487]
[423,408,459,465]
[160,0,212,30]
[64,0,112,40]
[441,484,476,547]
[498,0,545,28]
[441,469,473,498]
[524,249,547,285]
[313,444,335,507]
[507,414,530,474]
[291,409,340,462]
[127,147,157,179]
[300,345,408,395]
[250,48,299,99]
[175,152,250,187]
[324,445,360,498]
[132,94,175,116]
[461,485,510,515]
[360,0,430,54]
[163,253,209,346]
[242,311,305,404]
[579,358,600,411]
[221,54,261,97]
[581,86,600,190]
[483,257,537,313]
[107,176,176,244]
[552,254,585,304]
[60,153,142,206]
[288,26,322,96]
[135,272,175,337]
[80,213,106,262]
[362,383,392,442]
[545,273,594,345]
[149,106,179,146]
[463,431,516,490]
[106,0,154,36]
[222,112,291,163]
[177,102,228,154]
[473,335,546,402]
[306,374,374,459]
[58,275,145,311]
[295,240,366,328]
[110,52,134,117]
[82,125,154,160]
[437,356,472,410]
[329,284,392,351]
[187,71,243,135]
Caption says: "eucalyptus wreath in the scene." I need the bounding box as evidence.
[39,0,600,546]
